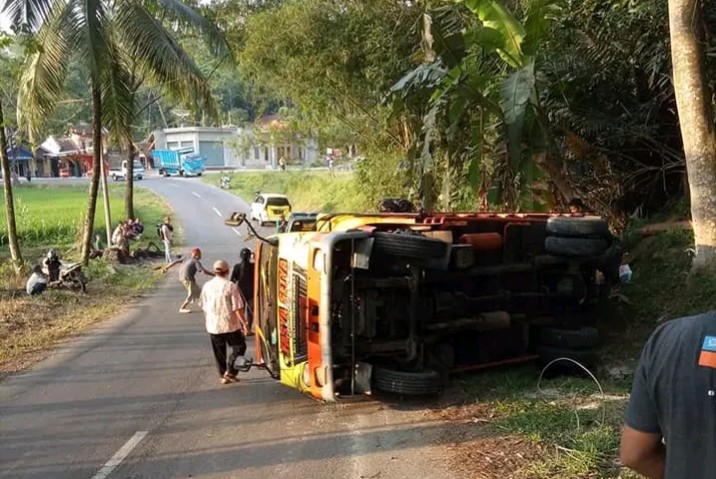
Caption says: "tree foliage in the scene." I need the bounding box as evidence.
[239,0,422,149]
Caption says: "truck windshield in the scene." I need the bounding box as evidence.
[267,197,290,207]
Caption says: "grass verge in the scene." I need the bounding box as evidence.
[202,170,369,212]
[0,184,175,375]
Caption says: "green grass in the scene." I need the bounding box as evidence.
[0,184,169,256]
[455,366,637,478]
[203,170,370,212]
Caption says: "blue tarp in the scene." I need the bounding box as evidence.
[5,145,33,161]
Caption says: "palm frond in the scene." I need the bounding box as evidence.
[17,0,74,138]
[101,33,135,146]
[149,0,231,61]
[115,0,217,120]
[70,0,110,79]
[1,0,56,31]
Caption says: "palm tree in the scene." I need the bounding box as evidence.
[668,0,716,271]
[3,0,223,264]
[0,101,23,270]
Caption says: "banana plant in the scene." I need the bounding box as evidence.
[389,0,565,211]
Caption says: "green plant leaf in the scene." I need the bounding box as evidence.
[501,59,535,125]
[464,0,526,67]
[522,0,564,57]
[502,60,535,170]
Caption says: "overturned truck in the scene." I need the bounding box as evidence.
[229,211,614,401]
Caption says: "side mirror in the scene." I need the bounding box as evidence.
[225,212,246,227]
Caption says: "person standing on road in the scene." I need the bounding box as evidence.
[620,310,716,479]
[199,260,248,384]
[230,248,255,334]
[179,248,214,313]
[160,216,174,263]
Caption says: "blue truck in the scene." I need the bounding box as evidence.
[153,148,207,177]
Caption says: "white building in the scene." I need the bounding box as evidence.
[152,124,319,170]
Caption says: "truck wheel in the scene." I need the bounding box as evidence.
[537,346,598,372]
[372,232,448,259]
[540,326,598,350]
[373,367,443,396]
[545,236,609,258]
[546,216,610,238]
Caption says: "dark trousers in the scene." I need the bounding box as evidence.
[210,330,247,377]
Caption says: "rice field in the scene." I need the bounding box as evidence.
[0,183,167,250]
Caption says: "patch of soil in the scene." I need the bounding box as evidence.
[446,434,544,479]
[427,399,544,479]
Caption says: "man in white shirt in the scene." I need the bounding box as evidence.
[199,259,248,384]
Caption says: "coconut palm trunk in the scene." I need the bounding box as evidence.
[668,0,716,271]
[81,80,103,265]
[0,100,23,269]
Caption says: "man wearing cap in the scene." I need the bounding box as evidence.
[179,248,213,313]
[199,259,248,384]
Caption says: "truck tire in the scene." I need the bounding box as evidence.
[540,326,598,350]
[546,216,609,238]
[545,236,609,257]
[373,367,443,396]
[537,346,597,371]
[372,232,448,259]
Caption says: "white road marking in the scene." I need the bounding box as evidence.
[233,228,242,237]
[191,191,201,198]
[91,431,148,479]
[212,207,223,218]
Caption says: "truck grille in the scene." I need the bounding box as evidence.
[293,268,308,362]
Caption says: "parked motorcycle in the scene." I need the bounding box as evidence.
[42,251,90,293]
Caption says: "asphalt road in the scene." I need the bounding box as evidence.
[0,175,468,479]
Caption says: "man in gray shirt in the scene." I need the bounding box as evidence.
[621,310,716,479]
[179,248,213,313]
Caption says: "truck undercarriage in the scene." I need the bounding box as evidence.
[323,214,613,397]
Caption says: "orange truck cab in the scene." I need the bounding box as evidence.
[245,211,614,401]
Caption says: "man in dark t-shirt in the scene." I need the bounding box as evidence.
[621,311,716,479]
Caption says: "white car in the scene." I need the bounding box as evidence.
[249,193,292,226]
[110,160,145,181]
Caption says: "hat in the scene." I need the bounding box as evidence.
[213,260,230,273]
[191,247,201,257]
